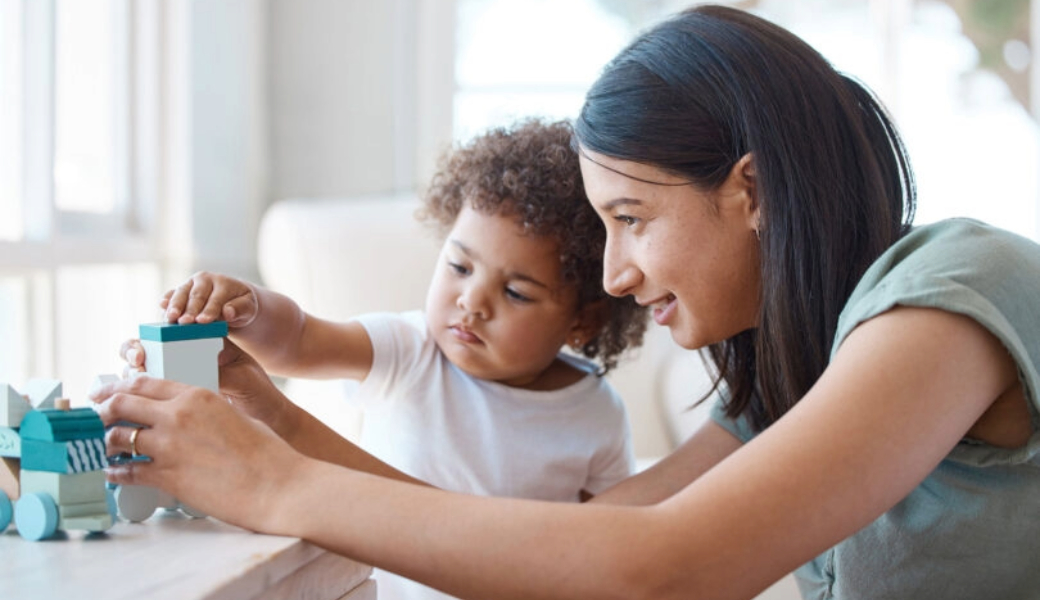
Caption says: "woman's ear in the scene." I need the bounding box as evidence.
[568,300,610,351]
[726,153,760,234]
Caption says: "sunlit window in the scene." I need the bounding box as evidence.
[455,0,1038,240]
[454,0,632,140]
[0,0,23,241]
[54,0,118,213]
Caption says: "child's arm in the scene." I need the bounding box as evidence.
[158,271,374,381]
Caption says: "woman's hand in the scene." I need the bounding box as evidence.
[162,271,259,327]
[89,375,308,535]
[116,338,297,436]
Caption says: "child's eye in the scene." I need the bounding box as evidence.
[505,288,532,303]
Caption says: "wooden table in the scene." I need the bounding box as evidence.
[0,511,374,600]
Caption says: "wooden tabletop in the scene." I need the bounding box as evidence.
[0,510,373,600]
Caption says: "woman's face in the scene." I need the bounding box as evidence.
[579,147,761,350]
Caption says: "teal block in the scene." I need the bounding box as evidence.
[139,321,228,342]
[19,408,105,442]
[15,492,59,541]
[0,493,11,530]
[22,438,107,473]
[0,427,19,458]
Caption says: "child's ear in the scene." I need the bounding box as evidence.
[568,300,610,351]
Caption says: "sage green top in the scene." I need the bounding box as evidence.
[712,219,1040,599]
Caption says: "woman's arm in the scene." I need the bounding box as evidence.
[96,306,1019,600]
[589,419,742,506]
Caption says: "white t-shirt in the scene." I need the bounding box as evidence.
[353,311,636,600]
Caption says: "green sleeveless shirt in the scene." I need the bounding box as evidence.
[712,219,1040,599]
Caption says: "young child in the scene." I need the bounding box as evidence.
[126,119,647,600]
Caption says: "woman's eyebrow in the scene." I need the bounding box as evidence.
[603,197,644,210]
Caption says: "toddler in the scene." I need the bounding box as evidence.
[129,119,647,600]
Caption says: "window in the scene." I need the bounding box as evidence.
[454,0,1039,239]
[0,0,163,403]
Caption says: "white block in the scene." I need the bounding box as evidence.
[24,379,62,409]
[0,384,29,428]
[141,338,222,392]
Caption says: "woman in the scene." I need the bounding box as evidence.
[93,5,1040,599]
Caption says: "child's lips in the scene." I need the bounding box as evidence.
[450,325,482,344]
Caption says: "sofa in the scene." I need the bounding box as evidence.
[255,193,801,600]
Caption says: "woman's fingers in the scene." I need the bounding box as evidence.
[89,376,185,427]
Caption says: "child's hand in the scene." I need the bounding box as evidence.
[161,272,258,328]
[120,338,147,378]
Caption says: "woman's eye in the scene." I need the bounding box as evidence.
[448,262,469,275]
[505,288,532,303]
[614,215,638,227]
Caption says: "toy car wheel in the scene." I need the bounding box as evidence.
[15,492,59,541]
[114,484,160,522]
[0,494,12,531]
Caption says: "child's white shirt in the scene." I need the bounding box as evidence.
[352,311,635,600]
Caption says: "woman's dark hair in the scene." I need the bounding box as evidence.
[574,5,915,430]
[420,118,648,373]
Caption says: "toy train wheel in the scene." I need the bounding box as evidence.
[0,494,11,531]
[114,484,160,522]
[15,492,59,541]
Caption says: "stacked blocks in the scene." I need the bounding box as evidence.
[109,321,228,523]
[0,379,115,540]
[139,321,228,392]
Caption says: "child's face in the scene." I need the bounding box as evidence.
[425,205,583,389]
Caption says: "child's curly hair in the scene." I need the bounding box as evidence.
[418,118,647,373]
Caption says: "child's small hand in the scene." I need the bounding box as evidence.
[120,338,148,379]
[160,272,259,328]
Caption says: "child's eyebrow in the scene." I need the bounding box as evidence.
[450,239,551,290]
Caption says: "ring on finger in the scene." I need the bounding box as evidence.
[130,427,142,457]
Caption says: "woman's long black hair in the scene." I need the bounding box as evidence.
[574,5,916,432]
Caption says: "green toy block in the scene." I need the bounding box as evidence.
[60,513,113,533]
[59,499,112,519]
[139,321,228,342]
[19,408,106,442]
[20,470,106,505]
[21,438,107,473]
[0,426,19,458]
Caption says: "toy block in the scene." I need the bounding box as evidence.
[21,438,107,473]
[60,513,113,533]
[1,457,18,499]
[0,384,30,428]
[55,397,70,411]
[20,408,106,442]
[139,321,228,342]
[0,493,11,530]
[58,499,111,519]
[0,426,20,457]
[23,379,62,409]
[20,470,106,505]
[141,337,222,391]
[90,373,120,395]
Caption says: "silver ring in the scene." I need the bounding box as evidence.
[130,427,141,457]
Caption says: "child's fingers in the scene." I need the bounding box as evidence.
[119,339,146,367]
[222,293,258,327]
[165,279,194,322]
[179,275,216,324]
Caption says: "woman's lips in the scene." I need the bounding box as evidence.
[652,296,678,326]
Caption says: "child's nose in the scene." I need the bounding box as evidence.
[456,284,490,320]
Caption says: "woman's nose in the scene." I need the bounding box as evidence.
[603,241,641,298]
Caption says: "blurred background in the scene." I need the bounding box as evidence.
[0,0,1037,404]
